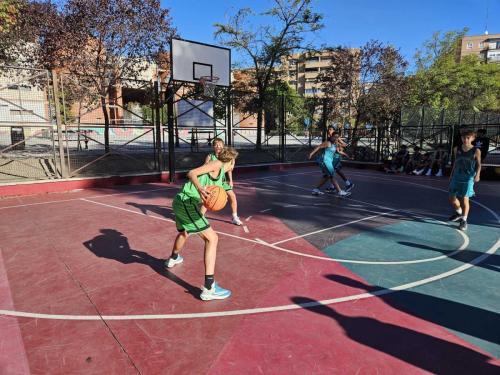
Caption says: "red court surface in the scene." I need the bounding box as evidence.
[1,167,499,374]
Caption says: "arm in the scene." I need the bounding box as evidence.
[309,141,329,159]
[186,160,222,200]
[474,149,481,182]
[337,138,348,147]
[338,149,350,158]
[227,160,235,187]
[203,154,211,165]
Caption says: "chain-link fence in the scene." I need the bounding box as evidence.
[1,65,499,184]
[0,66,59,182]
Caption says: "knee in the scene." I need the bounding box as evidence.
[205,231,218,245]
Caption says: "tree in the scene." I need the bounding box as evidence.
[408,29,499,111]
[0,0,60,66]
[41,0,175,152]
[318,41,408,139]
[214,0,323,148]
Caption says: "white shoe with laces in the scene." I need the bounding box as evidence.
[232,216,242,226]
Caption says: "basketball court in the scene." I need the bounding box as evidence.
[1,37,499,374]
[1,166,499,374]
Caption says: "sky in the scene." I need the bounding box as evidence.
[163,0,498,70]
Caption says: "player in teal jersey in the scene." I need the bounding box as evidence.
[309,133,350,197]
[165,146,239,300]
[200,138,242,225]
[448,130,481,231]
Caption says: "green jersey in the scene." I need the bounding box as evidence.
[176,165,225,204]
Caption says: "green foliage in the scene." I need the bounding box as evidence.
[214,0,323,146]
[409,29,500,111]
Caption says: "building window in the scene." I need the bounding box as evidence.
[305,67,319,72]
[10,109,33,116]
[306,57,319,63]
[466,42,473,49]
[479,42,484,48]
[7,84,32,91]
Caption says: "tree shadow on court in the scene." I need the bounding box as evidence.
[324,274,500,353]
[83,229,200,299]
[398,241,500,273]
[291,295,499,374]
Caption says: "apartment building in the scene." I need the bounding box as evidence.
[460,33,500,63]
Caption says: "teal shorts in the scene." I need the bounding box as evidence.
[449,178,475,198]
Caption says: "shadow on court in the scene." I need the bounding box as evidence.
[398,241,500,273]
[325,274,500,351]
[291,294,499,374]
[83,229,200,299]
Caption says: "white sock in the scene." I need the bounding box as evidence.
[462,215,467,221]
[232,213,238,218]
[455,208,462,215]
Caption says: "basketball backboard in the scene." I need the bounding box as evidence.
[171,38,231,87]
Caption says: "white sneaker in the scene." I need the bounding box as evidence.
[435,170,443,177]
[232,216,242,226]
[200,282,231,301]
[425,169,432,176]
[312,189,324,196]
[165,254,183,268]
[338,190,350,197]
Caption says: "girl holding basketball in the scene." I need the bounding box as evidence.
[166,147,239,301]
[200,138,242,226]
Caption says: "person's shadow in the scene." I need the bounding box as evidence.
[83,229,199,299]
[291,296,499,374]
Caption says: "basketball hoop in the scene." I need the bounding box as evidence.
[199,75,219,97]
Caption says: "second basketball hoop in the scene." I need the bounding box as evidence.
[199,75,219,98]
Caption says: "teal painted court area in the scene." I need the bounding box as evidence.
[323,218,500,357]
[0,166,499,374]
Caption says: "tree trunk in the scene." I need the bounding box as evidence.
[100,96,110,153]
[256,107,263,149]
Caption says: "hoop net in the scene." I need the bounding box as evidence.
[199,75,219,97]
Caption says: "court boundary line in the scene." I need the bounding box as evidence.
[0,168,497,320]
[0,237,496,320]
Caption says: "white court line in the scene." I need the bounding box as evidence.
[259,208,272,213]
[243,225,250,233]
[0,187,176,211]
[81,197,471,265]
[272,210,399,245]
[0,170,315,211]
[0,174,497,320]
[245,216,252,222]
[80,198,175,224]
[0,236,494,321]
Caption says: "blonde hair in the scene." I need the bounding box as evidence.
[213,138,225,146]
[218,147,239,162]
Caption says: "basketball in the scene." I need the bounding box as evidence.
[203,185,228,211]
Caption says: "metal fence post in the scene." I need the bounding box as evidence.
[167,84,175,182]
[227,88,232,146]
[154,80,162,172]
[280,94,286,162]
[321,98,327,142]
[51,70,68,178]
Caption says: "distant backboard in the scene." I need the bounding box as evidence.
[171,38,231,87]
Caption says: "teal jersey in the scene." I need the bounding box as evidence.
[323,142,337,162]
[452,147,476,182]
[177,166,225,203]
